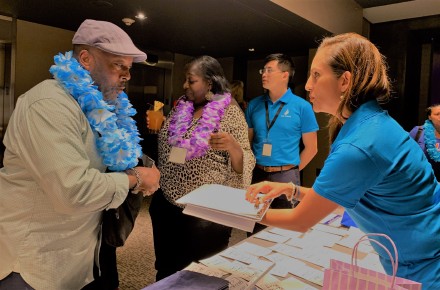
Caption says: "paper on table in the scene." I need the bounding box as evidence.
[234,241,273,257]
[253,231,290,243]
[270,243,304,259]
[268,227,303,239]
[336,236,374,253]
[243,262,275,290]
[285,230,342,249]
[256,274,283,290]
[280,276,318,290]
[219,247,259,264]
[217,259,274,284]
[311,223,349,237]
[225,275,248,290]
[199,255,234,270]
[184,262,228,278]
[265,252,306,278]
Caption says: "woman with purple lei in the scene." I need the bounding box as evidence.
[149,55,255,280]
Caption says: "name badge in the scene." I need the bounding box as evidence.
[262,143,272,156]
[168,147,187,164]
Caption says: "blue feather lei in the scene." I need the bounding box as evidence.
[424,120,440,162]
[49,51,142,171]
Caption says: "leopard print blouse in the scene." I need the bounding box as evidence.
[157,103,255,207]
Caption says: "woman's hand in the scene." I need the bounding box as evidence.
[209,131,239,152]
[245,181,292,205]
[209,131,244,174]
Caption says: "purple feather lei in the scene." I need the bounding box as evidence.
[168,93,231,160]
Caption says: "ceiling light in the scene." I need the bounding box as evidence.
[135,13,147,20]
[248,48,255,52]
[122,18,135,26]
[89,0,113,8]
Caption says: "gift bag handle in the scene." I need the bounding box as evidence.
[352,233,398,288]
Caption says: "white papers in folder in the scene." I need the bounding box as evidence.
[176,184,272,232]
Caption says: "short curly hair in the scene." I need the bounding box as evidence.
[426,104,440,118]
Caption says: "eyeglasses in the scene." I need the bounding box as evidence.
[112,62,131,73]
[259,68,285,75]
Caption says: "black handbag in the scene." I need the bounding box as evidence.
[101,155,155,247]
[102,191,144,247]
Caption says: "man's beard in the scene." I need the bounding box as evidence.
[102,84,125,100]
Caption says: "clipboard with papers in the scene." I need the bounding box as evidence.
[176,184,273,232]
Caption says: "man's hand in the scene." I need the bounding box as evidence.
[136,165,160,196]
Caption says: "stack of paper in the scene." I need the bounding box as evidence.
[176,184,272,232]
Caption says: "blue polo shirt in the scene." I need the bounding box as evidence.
[313,100,440,288]
[245,89,318,166]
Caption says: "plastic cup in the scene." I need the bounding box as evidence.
[147,108,164,134]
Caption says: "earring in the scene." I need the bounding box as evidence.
[340,94,345,100]
[205,91,214,101]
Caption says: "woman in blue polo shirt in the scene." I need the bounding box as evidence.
[246,32,440,288]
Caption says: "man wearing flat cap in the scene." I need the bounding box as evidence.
[0,19,160,290]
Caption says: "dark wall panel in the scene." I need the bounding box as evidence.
[370,15,440,131]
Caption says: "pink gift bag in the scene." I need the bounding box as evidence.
[323,233,422,290]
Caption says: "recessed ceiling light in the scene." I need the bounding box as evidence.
[135,13,147,20]
[248,48,255,52]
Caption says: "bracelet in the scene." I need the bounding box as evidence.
[287,182,300,202]
[127,167,142,192]
[296,184,301,200]
[287,182,296,202]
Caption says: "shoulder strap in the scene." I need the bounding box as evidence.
[414,126,423,142]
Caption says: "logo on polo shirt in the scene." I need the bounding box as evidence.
[281,109,291,118]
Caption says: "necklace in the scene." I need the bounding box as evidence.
[49,51,142,171]
[424,120,440,162]
[168,93,231,160]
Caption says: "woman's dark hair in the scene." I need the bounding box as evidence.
[426,104,440,118]
[185,55,230,94]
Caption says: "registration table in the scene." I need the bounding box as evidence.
[183,212,384,290]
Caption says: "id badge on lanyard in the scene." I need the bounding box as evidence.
[262,139,272,156]
[263,101,285,157]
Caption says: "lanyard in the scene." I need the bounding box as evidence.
[265,101,285,134]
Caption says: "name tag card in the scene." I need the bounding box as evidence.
[168,147,187,164]
[262,143,272,156]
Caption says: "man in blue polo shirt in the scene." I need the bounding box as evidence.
[245,53,318,234]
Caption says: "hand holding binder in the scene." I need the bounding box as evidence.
[176,184,273,232]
